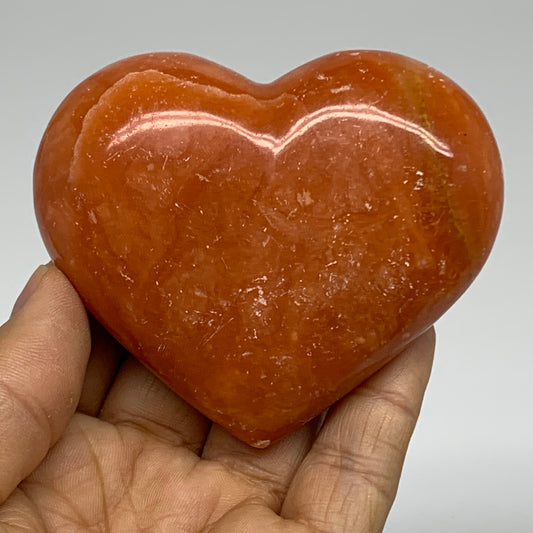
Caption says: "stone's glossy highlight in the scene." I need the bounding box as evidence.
[34,51,503,447]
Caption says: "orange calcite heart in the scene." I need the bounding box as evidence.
[34,51,503,447]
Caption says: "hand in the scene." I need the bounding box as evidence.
[0,265,434,532]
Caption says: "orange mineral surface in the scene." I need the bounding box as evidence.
[34,51,503,447]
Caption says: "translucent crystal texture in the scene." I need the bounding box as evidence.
[34,51,503,447]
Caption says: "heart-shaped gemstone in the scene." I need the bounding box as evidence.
[34,51,503,447]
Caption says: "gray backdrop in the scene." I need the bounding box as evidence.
[1,1,531,531]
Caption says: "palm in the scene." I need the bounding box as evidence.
[18,412,300,531]
[16,411,312,531]
[1,268,435,532]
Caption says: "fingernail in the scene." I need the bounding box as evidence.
[11,264,50,316]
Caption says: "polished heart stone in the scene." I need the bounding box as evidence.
[34,51,503,447]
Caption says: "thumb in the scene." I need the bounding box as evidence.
[0,264,91,504]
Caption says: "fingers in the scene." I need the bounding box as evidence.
[0,264,91,504]
[77,316,125,416]
[98,356,211,453]
[282,328,435,532]
[201,418,323,512]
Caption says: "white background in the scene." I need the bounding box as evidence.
[1,1,532,531]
